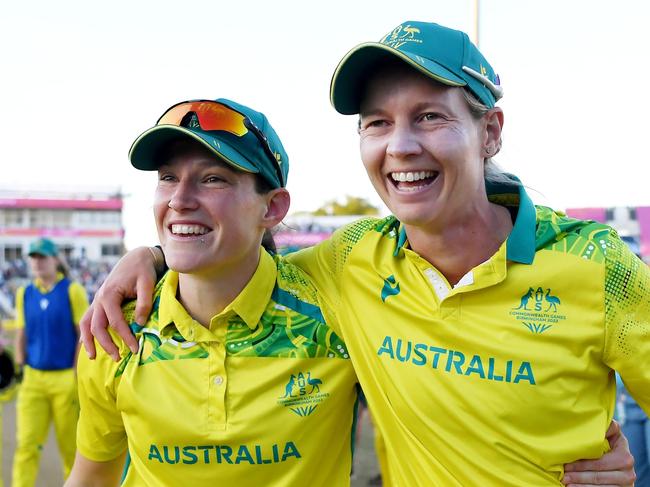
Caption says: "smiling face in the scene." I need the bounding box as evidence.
[358,63,500,230]
[153,141,274,278]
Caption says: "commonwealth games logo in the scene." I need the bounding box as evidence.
[510,286,566,334]
[379,24,423,50]
[277,371,329,417]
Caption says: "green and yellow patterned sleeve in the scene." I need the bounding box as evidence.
[286,231,344,326]
[286,218,381,330]
[286,242,342,336]
[603,231,650,413]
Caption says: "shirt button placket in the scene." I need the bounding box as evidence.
[211,317,228,430]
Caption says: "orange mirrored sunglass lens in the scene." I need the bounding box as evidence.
[157,101,248,136]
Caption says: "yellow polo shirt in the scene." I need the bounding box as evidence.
[288,178,650,486]
[76,250,358,486]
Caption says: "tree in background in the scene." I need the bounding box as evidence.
[313,196,379,216]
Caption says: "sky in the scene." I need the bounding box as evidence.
[1,0,649,249]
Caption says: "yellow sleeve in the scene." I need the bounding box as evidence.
[14,286,26,329]
[68,281,90,325]
[286,218,381,330]
[76,336,129,462]
[286,236,343,334]
[273,254,341,340]
[603,232,650,413]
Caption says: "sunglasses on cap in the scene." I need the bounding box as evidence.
[157,100,284,187]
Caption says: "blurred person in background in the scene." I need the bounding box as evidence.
[12,237,88,487]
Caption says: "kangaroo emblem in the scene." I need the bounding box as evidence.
[544,289,561,312]
[515,287,535,310]
[402,26,420,38]
[307,372,322,394]
[282,374,296,398]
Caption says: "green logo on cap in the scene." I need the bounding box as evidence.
[380,24,422,50]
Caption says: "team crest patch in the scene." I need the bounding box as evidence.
[277,371,329,417]
[510,286,566,334]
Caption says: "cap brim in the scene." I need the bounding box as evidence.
[128,125,258,174]
[330,42,467,115]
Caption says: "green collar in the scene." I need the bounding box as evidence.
[394,174,536,264]
[486,175,536,264]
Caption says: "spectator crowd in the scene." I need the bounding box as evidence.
[0,258,113,320]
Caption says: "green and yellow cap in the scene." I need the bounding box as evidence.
[28,238,58,257]
[129,98,289,189]
[330,21,503,114]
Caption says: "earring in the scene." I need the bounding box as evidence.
[485,147,493,156]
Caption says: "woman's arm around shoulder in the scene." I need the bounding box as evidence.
[79,246,160,360]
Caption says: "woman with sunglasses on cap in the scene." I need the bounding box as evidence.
[81,23,644,486]
[13,238,89,487]
[65,99,358,486]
